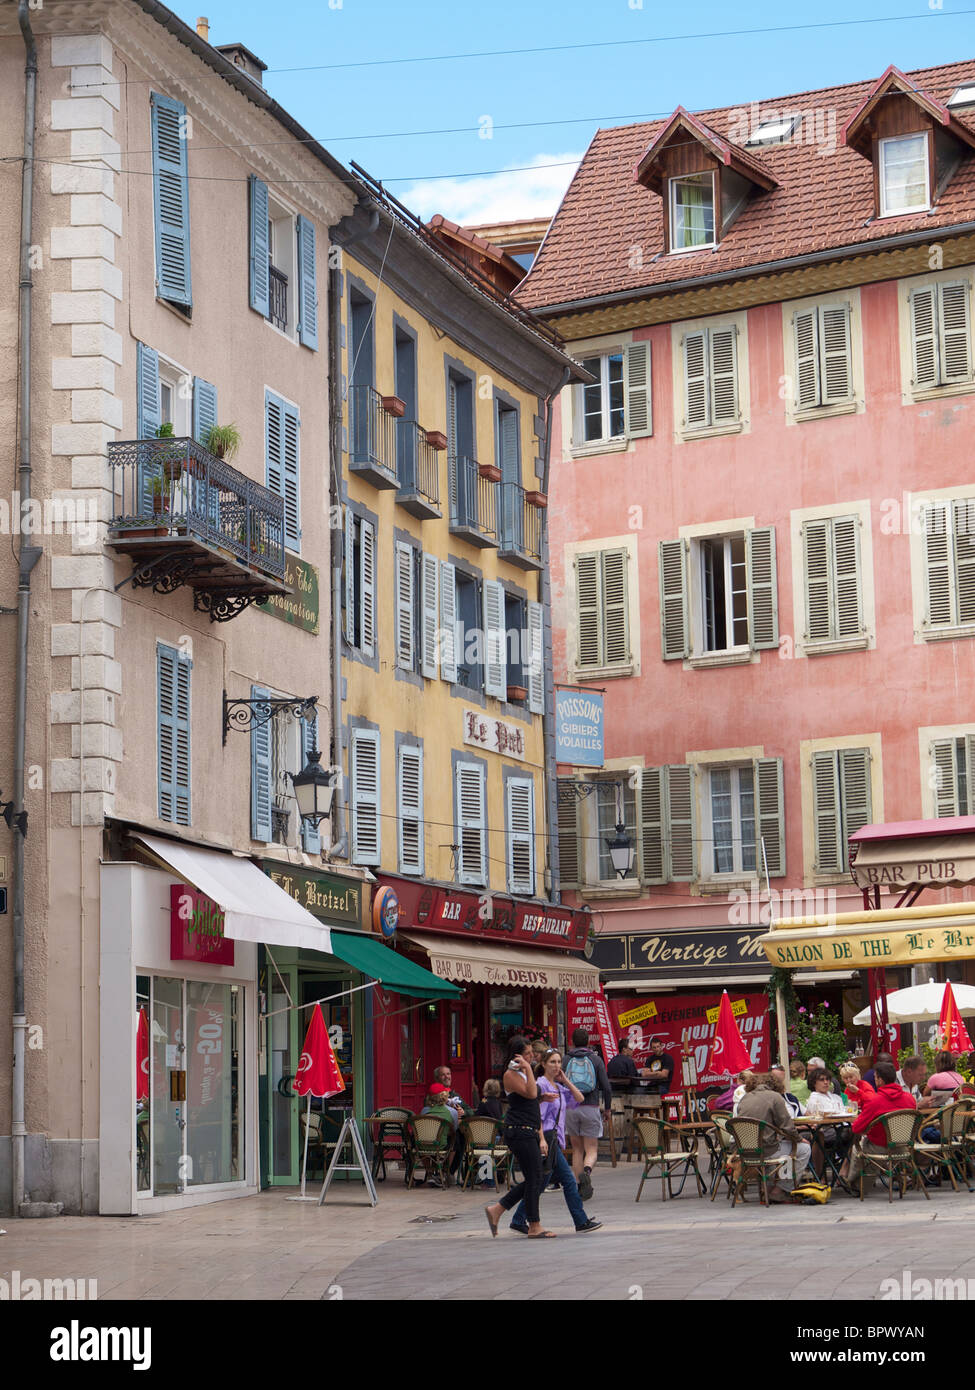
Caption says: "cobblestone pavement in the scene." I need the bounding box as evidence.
[2,1159,975,1301]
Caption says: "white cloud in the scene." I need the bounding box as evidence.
[395,151,583,226]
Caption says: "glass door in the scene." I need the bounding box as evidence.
[267,966,300,1184]
[151,975,185,1195]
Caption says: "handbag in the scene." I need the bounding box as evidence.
[541,1085,565,1175]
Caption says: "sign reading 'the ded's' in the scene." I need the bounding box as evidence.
[555,691,603,766]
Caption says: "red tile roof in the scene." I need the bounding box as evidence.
[517,58,975,313]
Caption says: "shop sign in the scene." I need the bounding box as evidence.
[555,691,604,767]
[591,925,771,980]
[763,923,975,970]
[706,997,747,1024]
[373,885,399,938]
[387,876,589,951]
[563,988,618,1061]
[617,1001,658,1028]
[263,862,361,928]
[463,709,525,761]
[170,884,234,965]
[429,953,597,992]
[256,554,320,634]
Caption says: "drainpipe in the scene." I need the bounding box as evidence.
[539,367,570,904]
[326,203,378,862]
[12,0,44,1219]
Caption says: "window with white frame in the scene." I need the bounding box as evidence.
[909,281,973,391]
[708,766,756,875]
[879,134,929,216]
[669,172,715,250]
[266,193,298,335]
[573,346,651,447]
[930,734,975,818]
[158,359,192,436]
[922,497,975,630]
[659,528,778,660]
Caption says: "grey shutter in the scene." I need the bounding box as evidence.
[832,516,863,637]
[483,579,507,698]
[923,503,952,626]
[966,735,975,815]
[296,214,318,350]
[192,376,217,446]
[601,550,629,666]
[931,738,959,818]
[754,757,785,877]
[709,326,739,424]
[506,777,535,896]
[248,174,270,316]
[639,766,665,885]
[439,561,457,683]
[575,552,601,668]
[556,782,580,890]
[666,764,695,881]
[819,303,853,404]
[793,307,820,409]
[526,601,545,715]
[683,330,708,428]
[746,526,778,650]
[395,541,415,670]
[344,506,355,644]
[359,518,376,658]
[300,712,321,854]
[420,551,440,678]
[803,519,832,642]
[659,538,689,659]
[137,343,161,438]
[839,747,872,853]
[953,499,975,624]
[250,683,272,842]
[910,286,939,388]
[811,750,842,872]
[447,379,458,522]
[350,729,380,865]
[623,341,652,438]
[456,762,486,885]
[398,744,424,875]
[150,92,191,307]
[939,281,971,384]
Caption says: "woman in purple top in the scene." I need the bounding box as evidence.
[509,1050,602,1235]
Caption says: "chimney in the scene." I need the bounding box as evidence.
[196,16,209,41]
[214,43,267,88]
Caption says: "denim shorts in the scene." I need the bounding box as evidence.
[565,1105,602,1138]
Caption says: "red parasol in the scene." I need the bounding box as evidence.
[294,1003,345,1099]
[938,980,974,1056]
[707,991,753,1076]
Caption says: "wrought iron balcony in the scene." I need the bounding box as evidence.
[396,420,441,520]
[348,384,398,489]
[269,264,288,332]
[498,483,542,570]
[448,455,498,548]
[107,437,290,622]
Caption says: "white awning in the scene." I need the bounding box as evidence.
[400,932,599,992]
[133,833,332,952]
[851,833,975,890]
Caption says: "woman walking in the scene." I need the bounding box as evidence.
[509,1049,602,1235]
[485,1037,554,1238]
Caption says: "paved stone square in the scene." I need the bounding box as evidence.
[3,1156,975,1302]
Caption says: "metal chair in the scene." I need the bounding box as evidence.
[708,1111,736,1200]
[914,1101,974,1193]
[298,1110,328,1179]
[458,1117,511,1191]
[633,1116,706,1202]
[725,1117,796,1208]
[857,1110,929,1202]
[367,1107,414,1183]
[406,1115,454,1189]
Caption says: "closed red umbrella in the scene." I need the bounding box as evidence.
[938,981,973,1056]
[136,1008,149,1103]
[707,991,753,1076]
[295,1003,345,1099]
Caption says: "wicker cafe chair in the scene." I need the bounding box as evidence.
[367,1107,414,1184]
[298,1110,328,1179]
[459,1117,511,1191]
[724,1117,795,1208]
[858,1110,929,1203]
[708,1112,737,1201]
[633,1116,706,1202]
[406,1115,454,1189]
[914,1101,975,1193]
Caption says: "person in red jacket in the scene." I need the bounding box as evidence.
[845,1059,915,1186]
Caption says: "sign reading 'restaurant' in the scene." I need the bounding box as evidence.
[555,691,604,766]
[377,875,589,952]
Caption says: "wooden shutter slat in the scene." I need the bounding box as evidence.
[683,330,708,427]
[150,93,191,307]
[507,777,535,895]
[709,326,739,424]
[666,765,695,881]
[924,503,952,626]
[639,767,665,884]
[819,303,854,404]
[910,286,938,388]
[137,343,161,439]
[344,506,355,644]
[839,747,872,853]
[527,601,545,715]
[601,550,629,666]
[398,744,424,874]
[755,757,785,877]
[931,738,959,818]
[746,526,778,650]
[623,341,652,438]
[248,174,270,317]
[556,781,581,889]
[395,542,415,671]
[658,538,689,660]
[483,579,507,698]
[421,552,440,678]
[457,762,486,885]
[250,683,272,841]
[953,499,975,624]
[281,402,300,552]
[440,561,457,683]
[812,750,841,872]
[832,516,862,637]
[296,214,318,349]
[575,552,601,668]
[803,519,832,642]
[359,519,376,657]
[351,730,380,865]
[939,281,971,384]
[793,308,820,409]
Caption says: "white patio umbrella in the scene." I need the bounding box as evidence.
[852,979,975,1027]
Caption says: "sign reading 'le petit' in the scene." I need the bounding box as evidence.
[463,709,525,760]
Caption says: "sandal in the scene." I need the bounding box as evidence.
[525,1229,557,1238]
[485,1206,500,1238]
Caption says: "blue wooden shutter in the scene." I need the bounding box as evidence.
[249,174,270,317]
[250,683,272,841]
[192,377,217,444]
[296,215,318,349]
[266,391,300,552]
[300,712,321,854]
[158,645,191,826]
[150,92,191,307]
[137,343,161,438]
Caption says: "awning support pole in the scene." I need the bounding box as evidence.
[774,987,790,1073]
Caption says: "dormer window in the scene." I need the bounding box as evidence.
[879,133,929,216]
[670,173,715,251]
[947,84,975,109]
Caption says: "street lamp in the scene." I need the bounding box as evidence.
[290,749,335,828]
[606,823,634,879]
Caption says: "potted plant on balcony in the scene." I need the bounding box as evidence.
[381,394,406,419]
[478,461,502,483]
[506,683,528,702]
[525,490,548,509]
[148,475,171,536]
[425,429,448,451]
[154,422,185,484]
[204,423,241,463]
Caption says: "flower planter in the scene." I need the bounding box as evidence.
[478,463,502,483]
[425,430,448,451]
[526,490,548,509]
[506,684,528,702]
[381,395,406,419]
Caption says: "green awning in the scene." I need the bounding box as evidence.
[328,929,462,999]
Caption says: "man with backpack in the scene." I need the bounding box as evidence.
[563,1028,612,1200]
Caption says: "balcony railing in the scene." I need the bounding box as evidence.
[498,483,542,570]
[348,384,398,488]
[269,264,288,332]
[396,420,441,519]
[448,455,498,548]
[107,437,289,620]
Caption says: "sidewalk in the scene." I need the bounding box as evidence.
[3,1158,975,1300]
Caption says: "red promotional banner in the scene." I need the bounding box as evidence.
[295,1004,345,1099]
[597,990,771,1089]
[136,1008,149,1103]
[939,981,974,1055]
[566,990,618,1063]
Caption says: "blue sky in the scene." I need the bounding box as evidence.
[169,0,975,223]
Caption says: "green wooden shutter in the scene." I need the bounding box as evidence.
[483,579,507,698]
[248,174,270,317]
[250,683,272,841]
[923,503,952,626]
[803,519,832,642]
[930,738,959,818]
[623,341,652,438]
[296,215,319,349]
[709,326,739,424]
[398,744,424,875]
[439,561,457,683]
[506,777,535,896]
[601,550,629,666]
[952,499,975,624]
[556,781,580,889]
[526,601,545,715]
[137,343,161,438]
[746,526,778,649]
[754,757,785,877]
[575,552,601,668]
[819,303,853,404]
[683,330,708,428]
[839,747,872,857]
[639,766,665,885]
[812,750,842,872]
[350,729,380,865]
[910,286,939,388]
[832,516,863,637]
[395,541,415,670]
[939,281,971,384]
[300,712,321,854]
[659,538,689,659]
[666,764,695,881]
[150,92,191,307]
[793,307,820,409]
[420,551,440,679]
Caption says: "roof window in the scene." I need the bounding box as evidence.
[744,115,797,146]
[947,83,975,109]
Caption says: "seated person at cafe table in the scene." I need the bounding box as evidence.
[803,1067,855,1177]
[643,1037,675,1094]
[789,1060,811,1106]
[896,1056,938,1111]
[607,1040,651,1081]
[736,1073,812,1202]
[806,1055,843,1095]
[845,1059,916,1186]
[769,1064,806,1118]
[925,1051,967,1106]
[840,1062,874,1109]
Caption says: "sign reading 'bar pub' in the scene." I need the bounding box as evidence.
[377,874,590,952]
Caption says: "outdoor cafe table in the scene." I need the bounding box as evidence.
[663,1119,720,1192]
[794,1113,856,1184]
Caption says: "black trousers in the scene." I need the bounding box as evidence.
[498,1127,543,1224]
